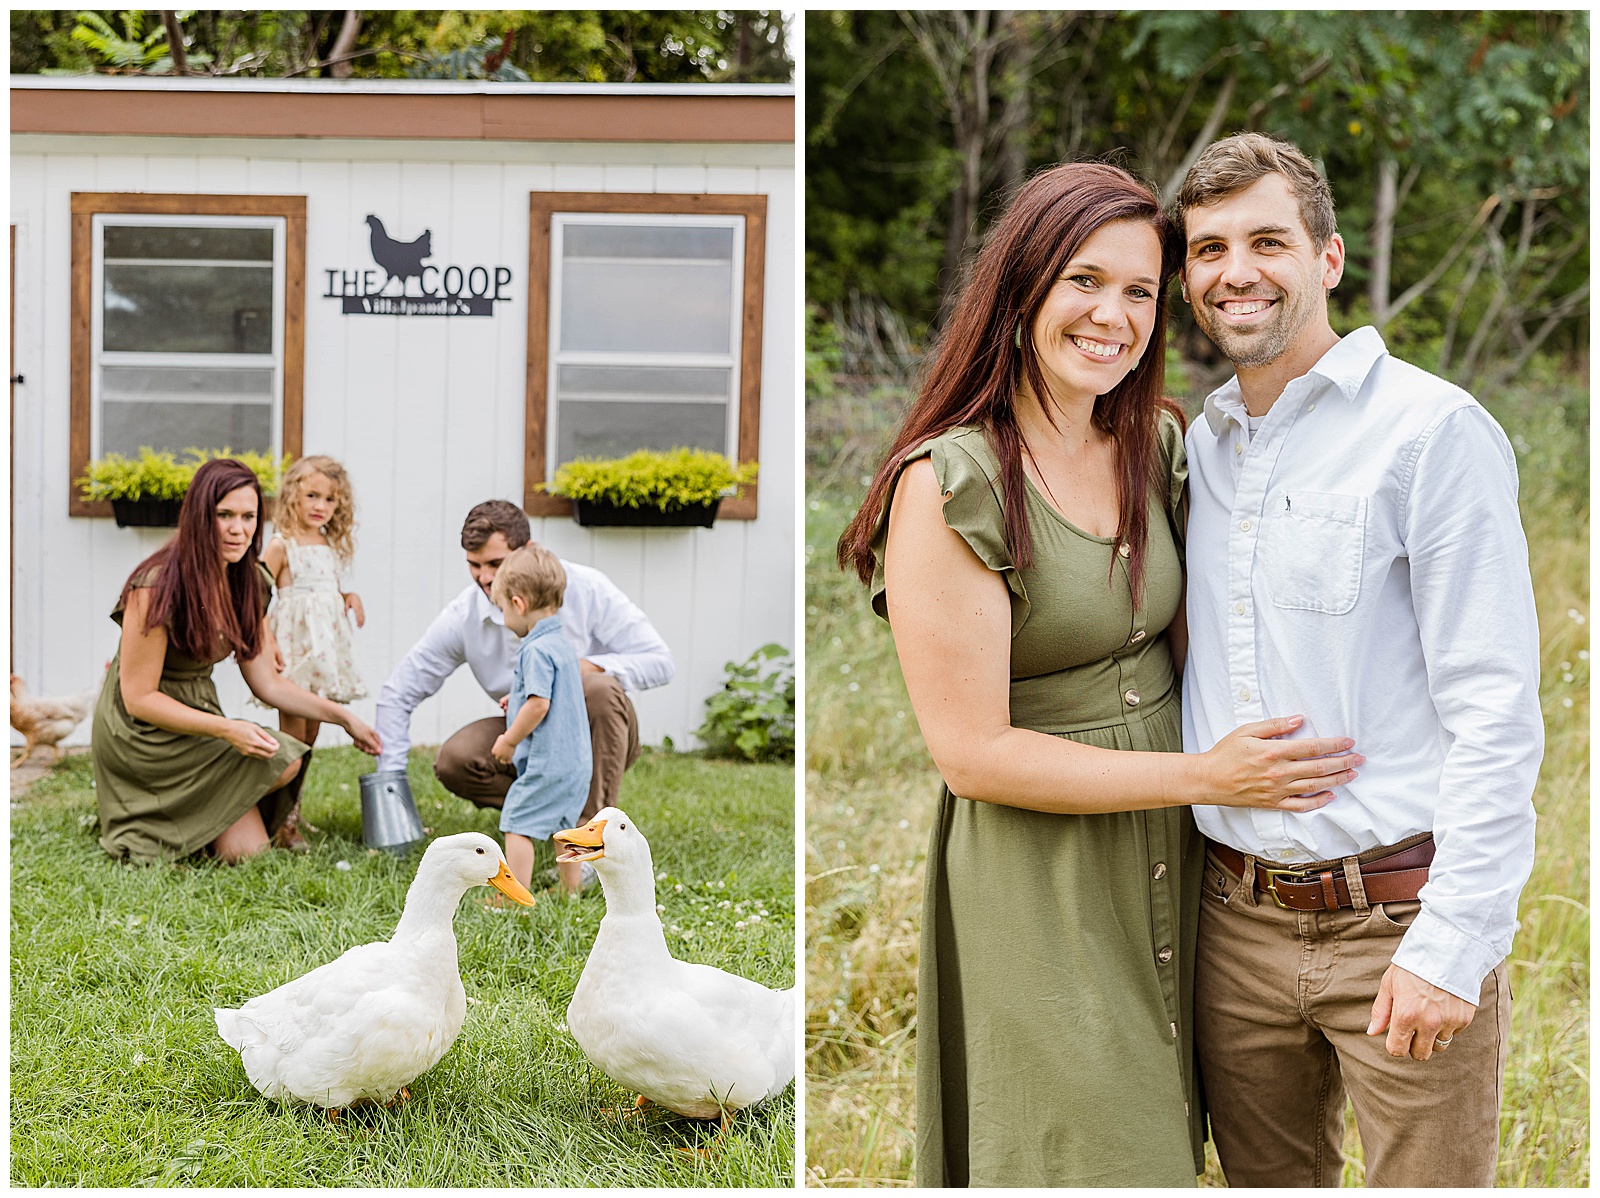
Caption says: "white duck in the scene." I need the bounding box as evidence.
[554,808,796,1125]
[214,832,535,1110]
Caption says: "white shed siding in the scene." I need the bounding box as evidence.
[11,133,795,754]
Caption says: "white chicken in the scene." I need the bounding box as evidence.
[214,832,535,1111]
[554,808,796,1128]
[10,671,103,764]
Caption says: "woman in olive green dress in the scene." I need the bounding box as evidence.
[837,163,1363,1186]
[92,458,381,864]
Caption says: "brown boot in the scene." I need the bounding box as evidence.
[272,800,310,852]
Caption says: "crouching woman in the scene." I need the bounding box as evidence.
[92,458,381,863]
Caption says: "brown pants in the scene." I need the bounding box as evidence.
[1196,847,1510,1187]
[432,671,641,823]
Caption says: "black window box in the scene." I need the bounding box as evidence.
[111,498,183,528]
[571,498,719,528]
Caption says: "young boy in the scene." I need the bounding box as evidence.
[488,544,593,895]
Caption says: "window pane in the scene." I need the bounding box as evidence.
[556,364,730,402]
[563,224,732,261]
[557,400,728,464]
[104,264,275,353]
[100,401,273,457]
[560,223,735,354]
[102,364,274,403]
[103,225,274,262]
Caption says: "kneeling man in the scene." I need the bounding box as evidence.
[1176,134,1542,1186]
[373,500,673,825]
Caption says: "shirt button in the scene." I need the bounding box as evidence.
[1234,443,1243,455]
[1240,519,1251,531]
[1117,542,1132,558]
[1124,689,1141,707]
[1171,1022,1179,1039]
[1234,602,1246,615]
[1157,946,1173,964]
[1308,402,1316,411]
[1152,862,1167,880]
[1238,687,1250,702]
[1129,629,1146,644]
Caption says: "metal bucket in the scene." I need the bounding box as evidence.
[358,770,426,854]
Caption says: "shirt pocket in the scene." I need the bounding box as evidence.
[1260,490,1367,615]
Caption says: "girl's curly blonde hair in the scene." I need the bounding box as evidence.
[274,455,357,564]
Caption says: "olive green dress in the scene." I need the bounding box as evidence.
[869,414,1204,1187]
[92,564,309,863]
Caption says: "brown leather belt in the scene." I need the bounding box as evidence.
[1207,836,1434,912]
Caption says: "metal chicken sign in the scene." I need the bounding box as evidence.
[323,215,513,316]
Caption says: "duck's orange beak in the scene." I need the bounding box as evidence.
[553,817,607,862]
[487,862,536,906]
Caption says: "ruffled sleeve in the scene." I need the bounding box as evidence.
[866,424,1031,638]
[1157,408,1189,557]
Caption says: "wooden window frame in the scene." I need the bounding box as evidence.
[525,192,766,520]
[69,192,305,518]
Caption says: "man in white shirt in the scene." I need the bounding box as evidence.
[1175,134,1542,1186]
[371,500,674,825]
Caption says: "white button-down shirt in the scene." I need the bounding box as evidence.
[374,560,674,772]
[1182,327,1542,1002]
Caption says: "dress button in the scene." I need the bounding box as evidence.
[1152,862,1167,880]
[1170,1022,1178,1039]
[1117,542,1132,558]
[1157,946,1173,964]
[1124,689,1141,707]
[1129,629,1146,644]
[1240,519,1252,532]
[1238,687,1250,702]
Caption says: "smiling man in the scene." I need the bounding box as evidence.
[1174,133,1543,1186]
[370,500,673,837]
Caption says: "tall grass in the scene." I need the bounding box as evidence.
[12,748,796,1187]
[803,372,1589,1187]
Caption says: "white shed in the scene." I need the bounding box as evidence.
[10,77,796,754]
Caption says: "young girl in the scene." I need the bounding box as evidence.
[261,455,368,848]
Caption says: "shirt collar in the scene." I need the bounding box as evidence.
[528,614,564,639]
[1203,325,1388,435]
[473,584,506,628]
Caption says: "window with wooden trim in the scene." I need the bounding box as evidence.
[525,193,766,519]
[69,193,304,517]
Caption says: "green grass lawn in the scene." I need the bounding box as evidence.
[804,378,1589,1186]
[12,747,795,1187]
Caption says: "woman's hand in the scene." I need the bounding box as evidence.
[221,719,281,759]
[491,733,516,764]
[1199,716,1363,811]
[343,591,366,628]
[341,712,382,756]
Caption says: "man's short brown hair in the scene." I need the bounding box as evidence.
[489,543,566,612]
[1176,132,1337,248]
[460,500,530,552]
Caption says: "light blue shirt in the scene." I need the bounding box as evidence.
[500,615,592,840]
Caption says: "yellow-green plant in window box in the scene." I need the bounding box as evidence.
[545,448,758,528]
[77,447,291,528]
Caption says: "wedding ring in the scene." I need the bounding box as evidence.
[1433,1035,1453,1049]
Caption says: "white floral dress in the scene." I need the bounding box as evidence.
[267,537,367,702]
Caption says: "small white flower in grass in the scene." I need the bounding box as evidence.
[655,903,665,913]
[335,860,352,872]
[896,710,906,720]
[840,663,852,674]
[846,805,855,816]
[870,864,881,873]
[1562,698,1574,708]
[836,840,846,850]
[748,913,762,923]
[809,499,821,511]
[805,545,815,556]
[1560,661,1571,670]
[719,900,731,908]
[674,883,683,892]
[1564,673,1575,683]
[899,819,910,830]
[758,908,769,917]
[848,682,860,692]
[465,996,480,1005]
[657,871,668,881]
[132,1053,149,1067]
[669,925,681,933]
[828,1008,840,1025]
[1580,650,1590,661]
[339,783,349,791]
[681,929,694,940]
[735,920,746,929]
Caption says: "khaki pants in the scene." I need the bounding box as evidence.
[1195,848,1510,1187]
[432,671,641,823]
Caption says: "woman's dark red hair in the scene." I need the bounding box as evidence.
[838,161,1185,602]
[120,458,267,662]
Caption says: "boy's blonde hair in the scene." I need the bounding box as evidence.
[274,455,357,563]
[490,543,566,613]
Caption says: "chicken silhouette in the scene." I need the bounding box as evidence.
[364,215,433,296]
